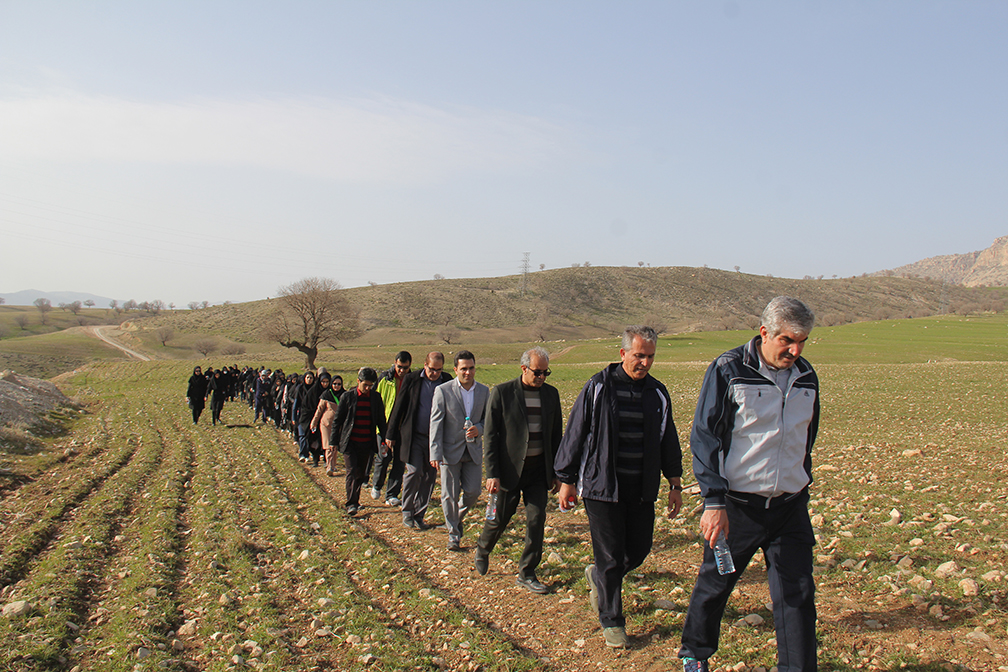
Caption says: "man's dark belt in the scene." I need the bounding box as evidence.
[726,489,805,510]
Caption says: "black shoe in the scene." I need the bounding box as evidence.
[516,575,548,594]
[346,504,359,516]
[447,539,462,552]
[474,553,489,576]
[415,519,433,531]
[403,516,418,529]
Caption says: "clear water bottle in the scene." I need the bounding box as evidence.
[713,531,735,575]
[463,416,475,443]
[485,492,498,521]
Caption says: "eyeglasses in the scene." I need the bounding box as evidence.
[528,368,551,378]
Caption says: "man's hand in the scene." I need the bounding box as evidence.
[465,425,479,440]
[385,439,395,449]
[558,482,578,511]
[699,507,729,548]
[550,478,560,494]
[430,459,440,470]
[667,485,682,520]
[486,478,500,494]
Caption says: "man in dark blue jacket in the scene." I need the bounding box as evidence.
[554,326,683,649]
[679,296,819,672]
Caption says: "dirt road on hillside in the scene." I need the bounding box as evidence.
[89,325,151,361]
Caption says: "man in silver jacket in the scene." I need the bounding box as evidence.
[680,296,819,672]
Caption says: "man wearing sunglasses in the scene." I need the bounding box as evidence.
[474,346,563,594]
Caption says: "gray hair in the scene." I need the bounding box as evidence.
[621,325,658,350]
[761,296,815,337]
[520,346,550,367]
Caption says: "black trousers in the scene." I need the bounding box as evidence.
[476,454,547,580]
[679,490,816,671]
[191,403,204,425]
[343,442,373,508]
[583,484,655,628]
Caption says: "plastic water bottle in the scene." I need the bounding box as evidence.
[485,493,498,521]
[713,531,735,575]
[463,416,475,443]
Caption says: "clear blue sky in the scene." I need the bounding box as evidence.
[1,1,1005,306]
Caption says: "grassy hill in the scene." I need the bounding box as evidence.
[148,265,1006,341]
[2,266,1006,377]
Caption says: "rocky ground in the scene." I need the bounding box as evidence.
[1,362,1006,671]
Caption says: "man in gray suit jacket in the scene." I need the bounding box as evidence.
[430,350,489,551]
[474,346,563,594]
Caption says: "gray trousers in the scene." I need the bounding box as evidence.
[440,451,482,544]
[400,434,437,523]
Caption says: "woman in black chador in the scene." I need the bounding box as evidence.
[186,366,209,425]
[208,368,228,426]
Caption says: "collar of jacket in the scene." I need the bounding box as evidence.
[601,361,662,390]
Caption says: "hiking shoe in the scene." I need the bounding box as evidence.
[585,564,599,616]
[602,626,629,648]
[447,539,462,552]
[682,658,709,672]
[385,496,401,507]
[516,575,549,594]
[346,504,359,516]
[370,487,381,500]
[474,552,489,576]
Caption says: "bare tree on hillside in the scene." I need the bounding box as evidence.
[187,301,199,310]
[58,302,68,312]
[201,301,210,309]
[149,300,164,316]
[69,301,83,315]
[0,297,5,305]
[264,277,359,370]
[530,306,551,342]
[123,299,138,312]
[642,314,668,336]
[439,325,458,345]
[14,314,28,330]
[84,299,95,308]
[154,326,174,346]
[193,338,217,356]
[33,298,52,324]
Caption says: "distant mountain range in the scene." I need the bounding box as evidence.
[877,236,1008,287]
[0,289,117,307]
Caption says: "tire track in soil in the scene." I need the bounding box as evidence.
[0,413,109,504]
[0,412,143,590]
[173,422,312,670]
[1,410,170,669]
[209,426,422,670]
[275,432,660,672]
[0,412,114,535]
[259,431,549,671]
[71,419,195,672]
[238,426,539,671]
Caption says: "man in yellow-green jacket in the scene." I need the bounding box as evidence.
[369,351,412,506]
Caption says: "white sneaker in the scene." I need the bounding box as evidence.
[370,488,381,500]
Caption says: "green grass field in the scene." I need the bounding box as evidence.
[1,314,1006,670]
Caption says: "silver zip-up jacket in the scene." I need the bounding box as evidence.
[691,336,819,509]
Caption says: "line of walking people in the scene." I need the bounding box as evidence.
[181,296,821,670]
